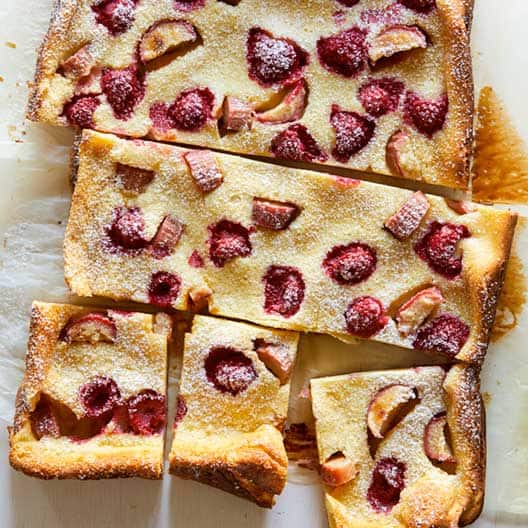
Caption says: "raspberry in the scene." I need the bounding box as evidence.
[247,27,308,87]
[208,220,252,267]
[204,347,258,396]
[398,0,436,14]
[404,91,448,137]
[337,0,360,5]
[116,163,155,194]
[106,206,148,254]
[148,271,181,308]
[30,396,61,439]
[174,395,187,427]
[173,0,205,11]
[79,376,121,418]
[344,296,388,338]
[413,314,470,358]
[149,102,173,132]
[323,242,377,285]
[414,222,470,278]
[127,390,166,435]
[101,65,145,120]
[359,78,405,117]
[317,27,367,78]
[167,88,215,131]
[270,124,328,162]
[367,458,406,513]
[188,250,205,268]
[92,0,138,36]
[331,105,375,162]
[63,96,100,128]
[262,265,305,318]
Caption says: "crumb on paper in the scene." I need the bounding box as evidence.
[5,41,16,49]
[0,76,4,83]
[482,392,492,406]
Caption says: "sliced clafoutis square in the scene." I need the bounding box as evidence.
[30,0,473,189]
[168,314,299,508]
[65,130,516,366]
[9,301,170,479]
[311,365,485,528]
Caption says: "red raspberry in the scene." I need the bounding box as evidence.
[101,65,145,120]
[344,296,388,338]
[127,390,166,435]
[337,0,360,5]
[359,78,405,117]
[174,395,187,427]
[413,314,470,358]
[167,88,215,131]
[173,0,205,11]
[317,27,367,78]
[30,396,61,439]
[246,27,309,87]
[414,222,470,278]
[79,376,121,418]
[367,457,406,513]
[204,347,258,396]
[106,206,148,254]
[404,91,448,137]
[148,271,181,308]
[208,220,252,268]
[323,242,377,285]
[270,124,328,162]
[188,250,205,268]
[398,0,436,14]
[63,96,100,128]
[92,0,138,36]
[262,265,305,318]
[331,105,375,162]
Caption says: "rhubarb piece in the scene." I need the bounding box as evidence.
[188,286,212,312]
[386,129,421,179]
[263,265,305,318]
[396,287,444,336]
[60,45,95,80]
[30,396,61,439]
[321,453,357,487]
[174,395,187,427]
[127,390,166,435]
[183,150,223,192]
[188,250,204,268]
[322,242,377,285]
[270,124,328,162]
[103,405,130,434]
[208,220,252,267]
[222,96,253,132]
[367,384,417,438]
[256,80,307,124]
[367,457,406,513]
[344,296,388,338]
[101,65,145,120]
[331,105,375,162]
[79,376,121,418]
[359,78,404,117]
[63,96,100,127]
[254,339,293,384]
[149,215,184,259]
[444,199,477,215]
[404,92,448,137]
[116,163,155,194]
[424,412,455,463]
[398,0,436,14]
[148,271,182,307]
[174,0,206,12]
[167,87,215,131]
[368,25,427,65]
[413,314,470,358]
[60,313,117,344]
[384,191,430,240]
[139,20,198,63]
[414,222,470,278]
[204,346,258,396]
[246,27,308,87]
[92,0,138,36]
[252,198,300,230]
[317,27,367,78]
[105,206,148,253]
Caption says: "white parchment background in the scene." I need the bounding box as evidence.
[0,1,527,527]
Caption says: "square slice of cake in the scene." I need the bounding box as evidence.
[311,365,485,528]
[169,314,299,507]
[29,0,473,189]
[9,301,170,480]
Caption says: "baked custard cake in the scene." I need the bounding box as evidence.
[65,130,517,365]
[311,365,485,528]
[29,0,473,189]
[9,301,170,479]
[168,314,299,507]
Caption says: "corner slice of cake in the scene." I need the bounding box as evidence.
[311,365,485,528]
[168,315,299,508]
[9,301,170,480]
[29,0,473,189]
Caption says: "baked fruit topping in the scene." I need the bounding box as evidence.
[367,384,417,438]
[30,396,61,439]
[254,339,293,384]
[174,395,187,427]
[246,27,308,87]
[101,65,145,120]
[173,0,205,11]
[424,412,455,463]
[331,105,375,162]
[222,96,253,132]
[317,27,367,78]
[188,250,204,268]
[322,242,377,285]
[271,124,328,162]
[256,79,308,124]
[404,91,448,137]
[184,150,224,192]
[368,25,427,65]
[358,77,405,117]
[106,206,148,253]
[149,215,184,259]
[79,376,121,418]
[413,314,470,357]
[204,346,258,395]
[252,198,300,230]
[263,265,305,318]
[127,389,166,435]
[92,0,138,36]
[60,313,117,344]
[385,129,420,179]
[398,0,436,14]
[321,453,357,487]
[148,271,182,307]
[344,296,388,338]
[384,191,430,240]
[60,45,95,80]
[63,96,100,127]
[444,198,478,215]
[188,285,213,312]
[395,286,444,336]
[159,87,215,132]
[367,457,406,513]
[208,220,253,267]
[116,163,155,194]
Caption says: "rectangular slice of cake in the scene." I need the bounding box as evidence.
[168,314,299,507]
[64,130,517,365]
[29,0,473,189]
[9,301,170,479]
[311,365,485,527]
